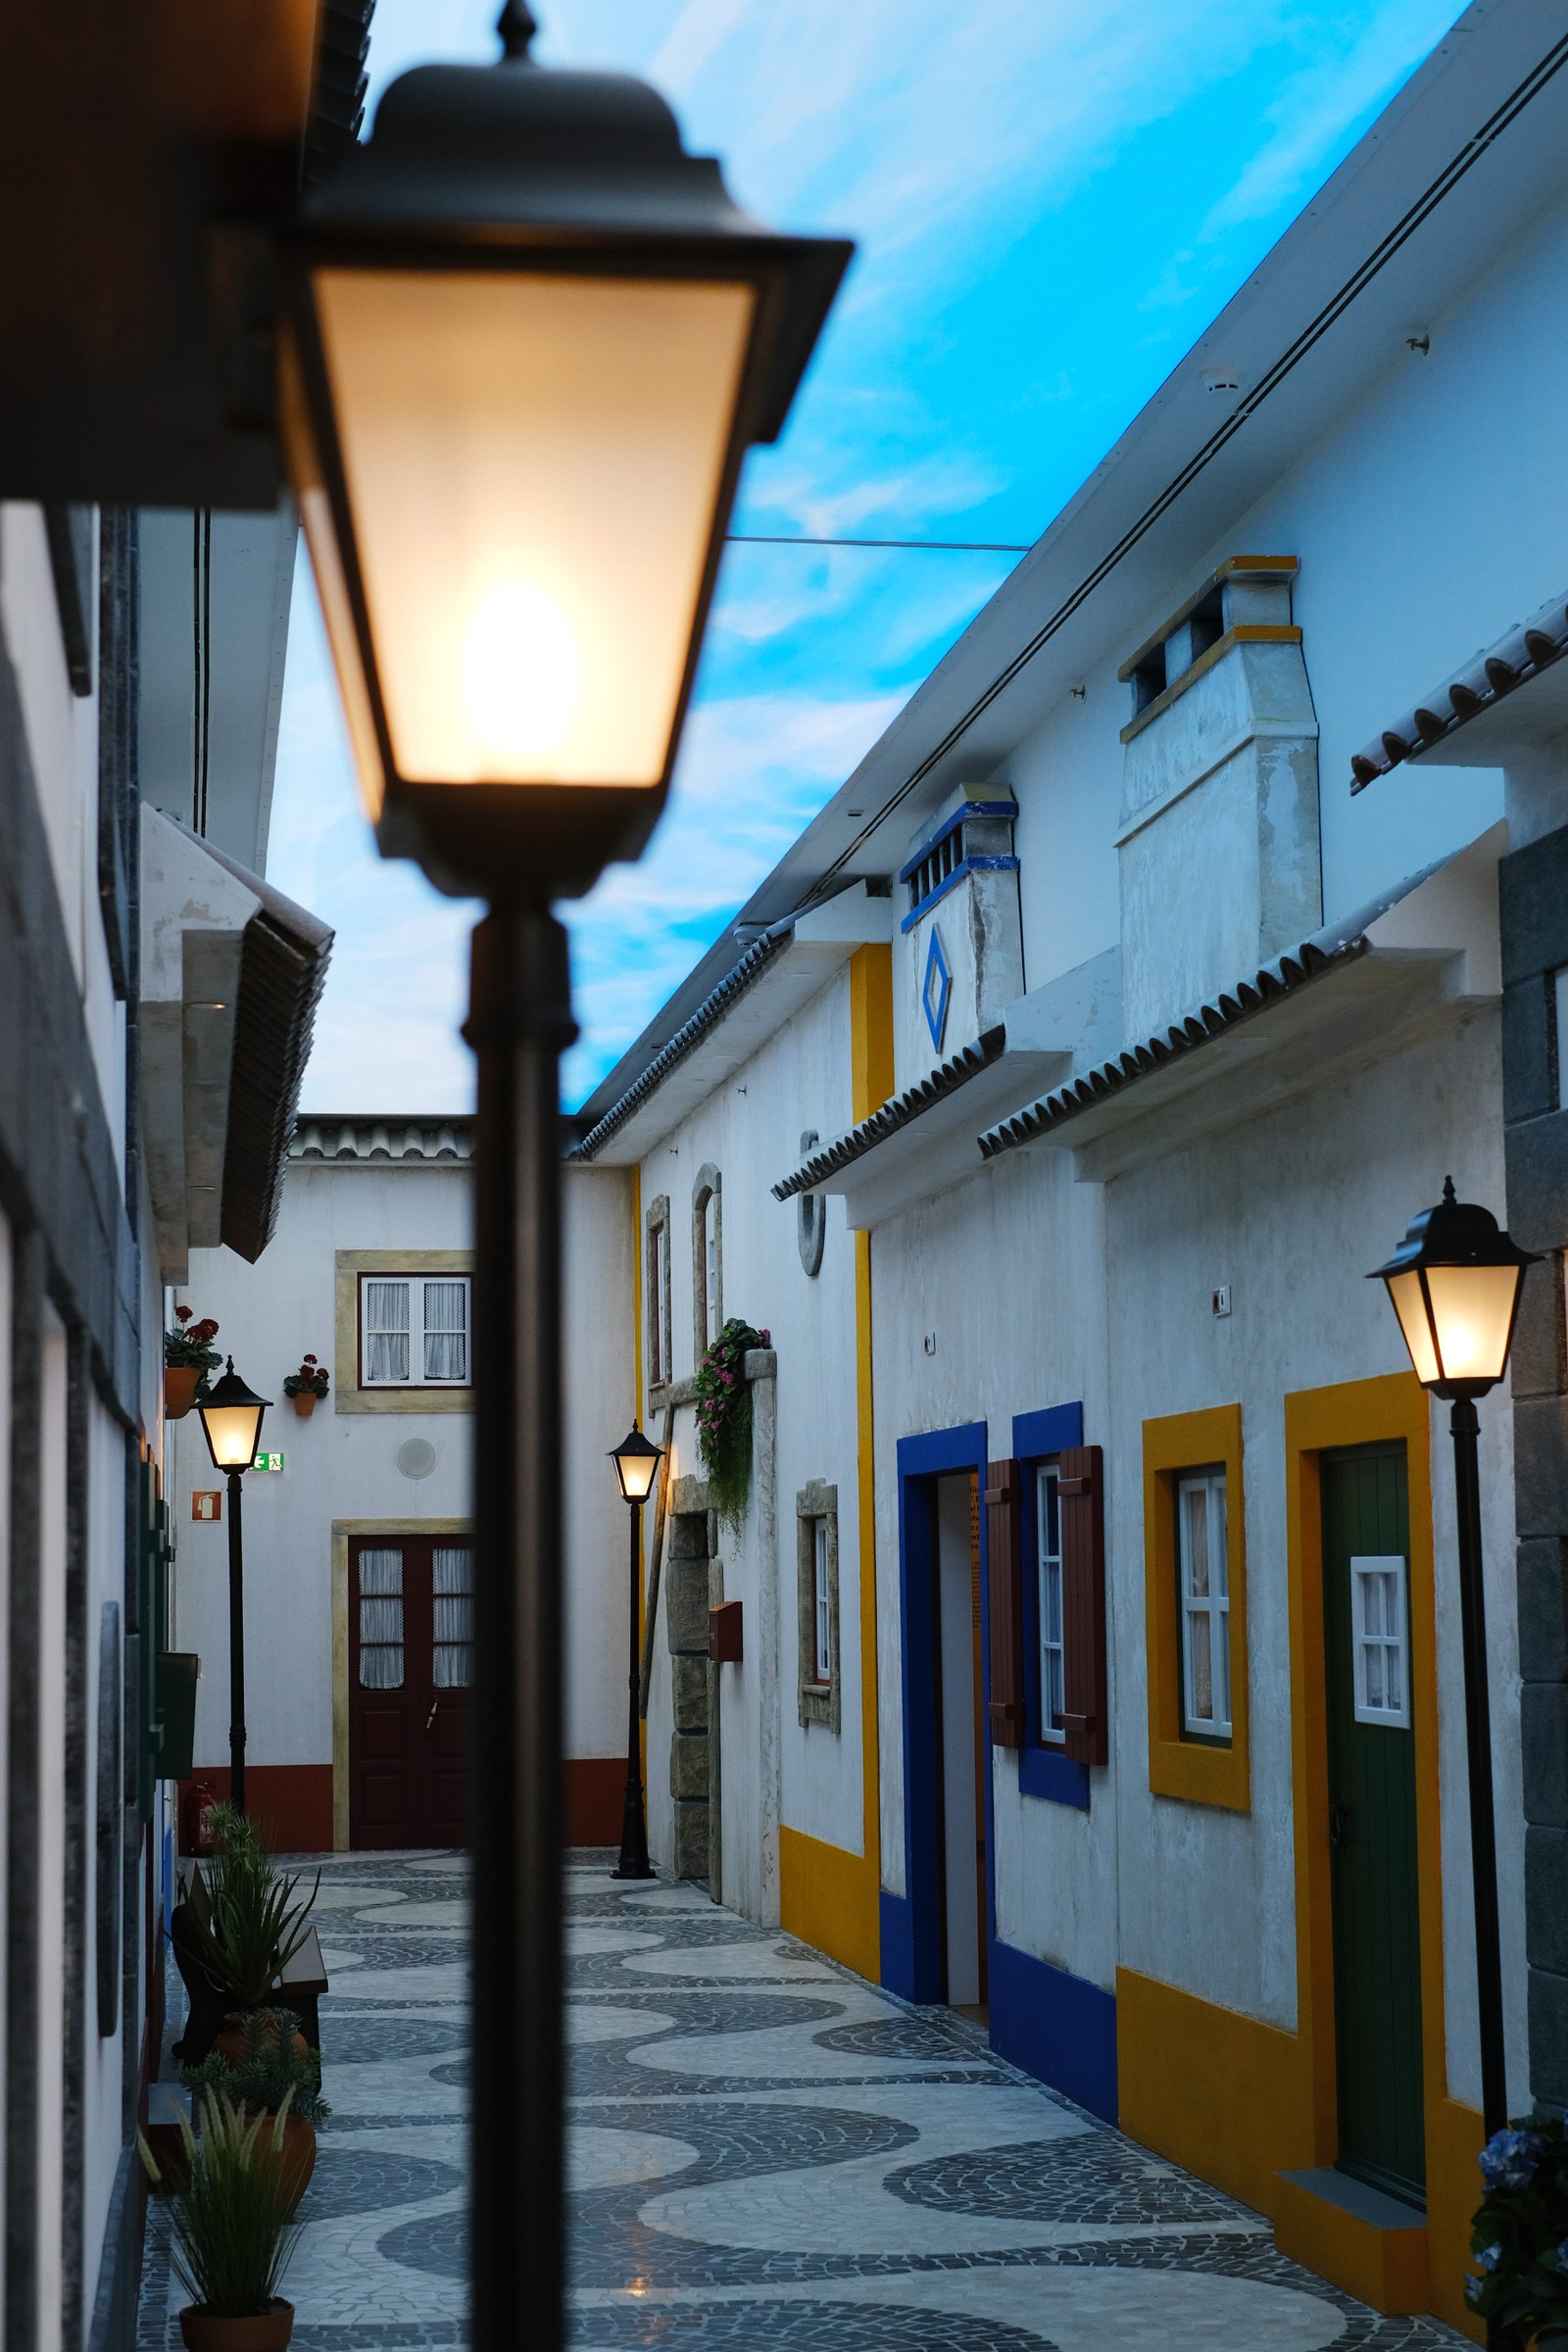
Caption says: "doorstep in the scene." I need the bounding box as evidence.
[1272,2166,1430,2313]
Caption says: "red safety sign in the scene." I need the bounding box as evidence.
[192,1491,221,1522]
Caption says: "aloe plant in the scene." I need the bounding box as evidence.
[182,1844,320,2010]
[139,2091,299,2317]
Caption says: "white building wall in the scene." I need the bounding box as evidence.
[562,1165,635,1765]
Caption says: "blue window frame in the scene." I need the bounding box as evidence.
[1013,1402,1091,1810]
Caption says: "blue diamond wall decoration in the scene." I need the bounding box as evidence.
[922,926,952,1054]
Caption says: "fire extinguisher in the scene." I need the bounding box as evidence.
[182,1780,219,1858]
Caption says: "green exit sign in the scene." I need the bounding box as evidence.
[252,1451,285,1474]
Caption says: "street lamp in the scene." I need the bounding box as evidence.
[1371,1178,1536,2147]
[195,1359,271,1819]
[273,14,849,2349]
[609,1423,662,1883]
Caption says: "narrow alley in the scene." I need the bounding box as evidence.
[140,1854,1468,2350]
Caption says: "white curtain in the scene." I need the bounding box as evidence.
[365,1281,411,1384]
[423,1281,467,1382]
[359,1547,405,1688]
[432,1545,474,1687]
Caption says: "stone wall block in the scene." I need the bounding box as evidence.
[1503,976,1553,1124]
[1526,1826,1568,1972]
[667,1513,710,1561]
[1523,1685,1568,1828]
[1505,1111,1568,1251]
[1510,1259,1565,1402]
[671,1798,709,1880]
[1518,1538,1568,1684]
[1529,1964,1568,2106]
[670,1653,708,1734]
[664,1553,711,1655]
[1500,829,1568,986]
[669,1732,709,1800]
[669,1474,710,1518]
[1514,1396,1568,1541]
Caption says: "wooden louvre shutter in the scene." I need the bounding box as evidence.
[983,1458,1024,1747]
[1058,1445,1107,1767]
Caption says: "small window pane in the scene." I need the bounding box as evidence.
[423,1281,468,1382]
[1351,1554,1410,1728]
[1178,1471,1230,1739]
[433,1545,474,1688]
[812,1520,831,1682]
[358,1547,404,1688]
[1037,1463,1064,1742]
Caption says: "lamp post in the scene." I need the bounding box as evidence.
[1371,1178,1536,2146]
[609,1424,662,1882]
[271,15,849,2346]
[195,1359,271,1819]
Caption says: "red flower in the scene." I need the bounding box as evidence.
[303,1353,318,1365]
[174,1304,192,1323]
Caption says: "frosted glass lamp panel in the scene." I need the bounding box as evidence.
[312,269,756,787]
[203,1402,264,1469]
[1384,1270,1440,1387]
[433,1545,475,1689]
[359,1548,405,1689]
[424,1281,468,1383]
[1423,1262,1522,1387]
[1352,1554,1410,1728]
[365,1280,411,1385]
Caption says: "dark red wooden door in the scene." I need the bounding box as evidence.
[349,1535,473,1849]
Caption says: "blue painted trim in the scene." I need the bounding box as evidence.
[1013,1401,1091,1812]
[898,799,1019,884]
[878,1888,919,2002]
[900,855,1019,935]
[921,926,952,1054]
[989,1937,1118,2122]
[892,1422,990,2005]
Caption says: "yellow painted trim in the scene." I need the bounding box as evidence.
[1142,1403,1250,1810]
[779,1826,880,1980]
[333,1249,475,1414]
[1284,1371,1481,2340]
[1117,1968,1313,2208]
[1272,2172,1430,2313]
[330,1517,475,1855]
[1117,556,1299,679]
[780,947,892,1980]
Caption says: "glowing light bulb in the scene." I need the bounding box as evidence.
[462,580,582,763]
[1443,1322,1478,1371]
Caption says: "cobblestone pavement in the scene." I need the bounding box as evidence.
[139,1850,1470,2350]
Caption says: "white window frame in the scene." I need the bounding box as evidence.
[812,1518,832,1683]
[702,1192,718,1348]
[1036,1461,1065,1745]
[1350,1554,1411,1729]
[360,1273,472,1389]
[1177,1469,1231,1739]
[648,1213,671,1387]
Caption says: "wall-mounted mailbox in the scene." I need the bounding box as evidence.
[708,1601,743,1665]
[155,1652,199,1781]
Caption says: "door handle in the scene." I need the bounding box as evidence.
[425,1700,439,1734]
[1329,1799,1349,1849]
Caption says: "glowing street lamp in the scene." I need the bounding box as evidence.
[609,1423,662,1883]
[196,1360,272,1816]
[1372,1180,1538,2161]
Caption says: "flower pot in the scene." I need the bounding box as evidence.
[256,2111,317,2218]
[212,2012,310,2071]
[165,1367,201,1420]
[290,1392,317,1419]
[178,2301,293,2351]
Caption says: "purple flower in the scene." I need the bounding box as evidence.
[1481,2129,1545,2191]
[1556,2239,1568,2274]
[1478,2243,1502,2273]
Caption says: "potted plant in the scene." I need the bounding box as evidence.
[139,2089,300,2350]
[281,1354,329,1419]
[166,1305,223,1420]
[694,1317,770,1529]
[174,1827,320,2068]
[182,2009,328,2216]
[1467,2115,1568,2345]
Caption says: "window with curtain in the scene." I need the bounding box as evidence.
[812,1519,831,1682]
[358,1548,405,1688]
[1035,1461,1065,1744]
[432,1545,475,1688]
[360,1274,471,1387]
[1177,1470,1230,1740]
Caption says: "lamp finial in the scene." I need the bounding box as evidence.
[497,0,539,60]
[1443,1174,1456,1203]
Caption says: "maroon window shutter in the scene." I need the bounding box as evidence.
[984,1458,1024,1748]
[1058,1445,1107,1767]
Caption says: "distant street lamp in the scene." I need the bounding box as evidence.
[1371,1178,1536,2148]
[609,1424,662,1882]
[274,11,849,2347]
[195,1359,271,1819]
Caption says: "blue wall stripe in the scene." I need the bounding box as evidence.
[989,1938,1119,2124]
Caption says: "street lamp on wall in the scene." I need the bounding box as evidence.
[609,1423,662,1884]
[274,16,850,2350]
[196,1359,271,1818]
[1371,1180,1537,2162]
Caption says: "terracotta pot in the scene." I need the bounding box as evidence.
[178,2301,293,2352]
[165,1366,201,1420]
[213,2013,310,2070]
[290,1391,317,1419]
[255,2111,317,2218]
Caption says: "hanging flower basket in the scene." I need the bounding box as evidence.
[166,1307,222,1418]
[694,1319,770,1531]
[282,1355,329,1418]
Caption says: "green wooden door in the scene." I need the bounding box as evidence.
[1323,1443,1425,2204]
